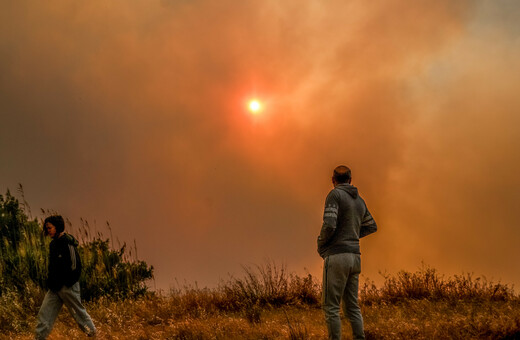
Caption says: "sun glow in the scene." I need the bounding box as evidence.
[248,99,262,114]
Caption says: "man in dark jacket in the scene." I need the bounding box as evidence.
[35,215,96,339]
[318,166,377,340]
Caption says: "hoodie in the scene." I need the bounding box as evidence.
[317,183,377,258]
[47,233,82,292]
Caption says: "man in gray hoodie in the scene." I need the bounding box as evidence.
[318,165,377,340]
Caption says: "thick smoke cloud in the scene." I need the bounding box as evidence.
[1,1,519,288]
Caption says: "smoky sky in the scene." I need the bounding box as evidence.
[1,0,520,289]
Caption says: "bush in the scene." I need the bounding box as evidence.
[0,190,48,295]
[361,264,516,305]
[220,261,321,311]
[161,261,321,322]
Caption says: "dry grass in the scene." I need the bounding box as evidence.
[363,298,520,339]
[2,263,520,339]
[361,265,515,304]
[3,296,520,339]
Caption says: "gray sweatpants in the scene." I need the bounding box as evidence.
[322,252,365,340]
[35,282,96,340]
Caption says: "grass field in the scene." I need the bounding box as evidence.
[2,264,520,340]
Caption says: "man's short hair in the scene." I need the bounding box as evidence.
[43,215,65,235]
[333,165,351,183]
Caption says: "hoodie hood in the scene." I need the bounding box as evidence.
[58,233,79,247]
[335,183,359,198]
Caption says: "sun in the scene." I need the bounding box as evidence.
[248,99,262,114]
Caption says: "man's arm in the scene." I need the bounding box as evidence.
[360,207,377,238]
[317,190,339,249]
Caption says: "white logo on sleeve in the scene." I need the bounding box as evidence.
[324,204,338,218]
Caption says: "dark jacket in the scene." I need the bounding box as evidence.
[317,183,377,258]
[47,233,82,292]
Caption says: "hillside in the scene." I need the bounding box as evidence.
[1,190,519,339]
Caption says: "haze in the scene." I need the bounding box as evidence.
[1,1,519,290]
